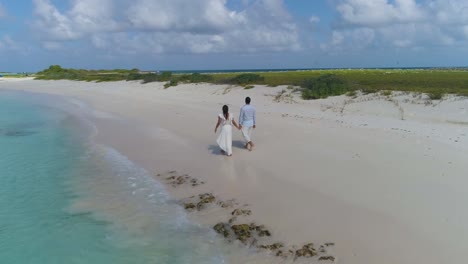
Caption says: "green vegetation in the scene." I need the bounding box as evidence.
[35,65,468,99]
[428,91,444,100]
[164,79,179,89]
[35,65,213,87]
[301,74,348,99]
[36,65,138,82]
[210,69,468,98]
[346,90,357,97]
[178,73,214,83]
[381,90,392,96]
[142,71,173,83]
[220,73,265,85]
[126,72,146,81]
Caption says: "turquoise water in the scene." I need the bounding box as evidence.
[0,91,225,263]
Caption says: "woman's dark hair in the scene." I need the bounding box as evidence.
[245,97,251,104]
[222,105,229,119]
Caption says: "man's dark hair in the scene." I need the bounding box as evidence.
[245,97,251,104]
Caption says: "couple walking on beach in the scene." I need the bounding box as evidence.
[214,97,256,156]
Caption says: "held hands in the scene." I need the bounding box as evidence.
[253,125,256,129]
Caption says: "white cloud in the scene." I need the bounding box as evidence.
[31,0,300,54]
[0,36,14,48]
[32,0,80,40]
[310,16,320,23]
[42,41,63,50]
[253,0,291,19]
[429,0,468,25]
[68,0,120,33]
[324,0,468,52]
[0,3,6,18]
[127,0,237,33]
[337,0,426,26]
[90,35,108,49]
[321,28,375,52]
[464,26,468,38]
[0,35,23,52]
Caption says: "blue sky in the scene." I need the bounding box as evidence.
[1,0,468,72]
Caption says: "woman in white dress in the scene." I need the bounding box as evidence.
[214,105,240,156]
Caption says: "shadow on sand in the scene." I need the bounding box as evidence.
[208,140,246,155]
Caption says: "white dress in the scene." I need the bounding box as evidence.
[216,113,233,155]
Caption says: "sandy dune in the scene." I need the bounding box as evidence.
[1,79,468,264]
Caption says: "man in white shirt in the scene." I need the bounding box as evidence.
[239,97,256,151]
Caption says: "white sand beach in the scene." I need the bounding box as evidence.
[1,78,468,264]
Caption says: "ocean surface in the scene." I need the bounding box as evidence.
[164,66,468,74]
[0,90,226,264]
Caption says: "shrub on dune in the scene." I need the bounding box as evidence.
[301,74,349,99]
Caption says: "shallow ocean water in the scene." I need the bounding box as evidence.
[0,90,226,264]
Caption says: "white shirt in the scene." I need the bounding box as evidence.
[239,104,256,127]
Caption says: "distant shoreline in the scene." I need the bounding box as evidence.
[160,66,468,74]
[33,65,468,98]
[3,66,468,75]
